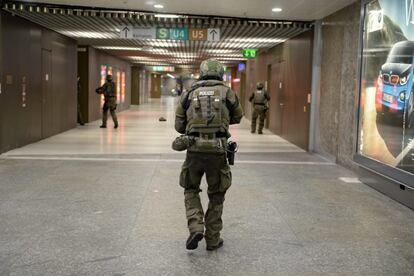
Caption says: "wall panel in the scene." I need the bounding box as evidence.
[317,2,360,165]
[0,11,77,153]
[245,30,313,150]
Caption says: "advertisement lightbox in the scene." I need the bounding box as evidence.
[357,0,414,186]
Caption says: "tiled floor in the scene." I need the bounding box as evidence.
[1,97,413,275]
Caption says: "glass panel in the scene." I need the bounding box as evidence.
[358,0,414,175]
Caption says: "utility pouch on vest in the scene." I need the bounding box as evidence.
[188,135,227,154]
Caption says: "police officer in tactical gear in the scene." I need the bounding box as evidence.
[175,59,243,251]
[249,82,270,134]
[96,75,119,129]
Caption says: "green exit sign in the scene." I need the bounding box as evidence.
[243,49,258,58]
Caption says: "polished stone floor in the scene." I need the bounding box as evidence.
[1,97,413,275]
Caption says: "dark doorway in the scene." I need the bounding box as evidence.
[239,71,246,111]
[41,49,53,138]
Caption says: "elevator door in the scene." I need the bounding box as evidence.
[41,49,53,138]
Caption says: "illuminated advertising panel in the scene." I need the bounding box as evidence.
[100,65,107,106]
[116,71,121,104]
[358,0,414,184]
[121,71,126,103]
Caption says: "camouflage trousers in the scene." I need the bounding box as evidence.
[102,97,118,126]
[251,106,267,133]
[179,152,232,247]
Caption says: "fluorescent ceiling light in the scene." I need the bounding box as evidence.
[154,4,164,9]
[95,46,142,51]
[154,14,180,18]
[207,49,239,54]
[61,31,116,39]
[272,8,283,12]
[167,73,176,79]
[228,38,285,43]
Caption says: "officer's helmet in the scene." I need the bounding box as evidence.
[257,82,264,90]
[199,59,225,80]
[106,75,113,82]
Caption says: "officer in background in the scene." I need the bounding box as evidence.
[175,59,243,251]
[249,82,270,134]
[96,75,118,129]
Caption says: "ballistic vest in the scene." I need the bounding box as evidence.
[186,81,230,135]
[103,82,116,98]
[253,89,267,105]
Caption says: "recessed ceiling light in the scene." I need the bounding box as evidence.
[272,7,282,12]
[154,4,164,9]
[154,14,180,18]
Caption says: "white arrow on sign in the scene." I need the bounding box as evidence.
[207,28,220,41]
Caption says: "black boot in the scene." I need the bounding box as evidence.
[114,123,118,129]
[186,232,204,250]
[206,238,224,251]
[100,125,107,128]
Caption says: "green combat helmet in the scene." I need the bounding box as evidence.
[106,75,113,82]
[199,59,225,80]
[257,82,264,90]
[172,135,195,151]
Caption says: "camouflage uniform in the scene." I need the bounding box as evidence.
[249,82,270,134]
[175,59,243,250]
[96,75,118,128]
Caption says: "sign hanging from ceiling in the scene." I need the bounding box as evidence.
[145,66,175,72]
[120,26,221,41]
[156,28,189,40]
[242,49,258,59]
[120,26,156,39]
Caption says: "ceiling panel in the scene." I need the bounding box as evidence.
[3,2,313,68]
[20,0,356,21]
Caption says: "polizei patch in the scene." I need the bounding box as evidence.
[198,91,216,96]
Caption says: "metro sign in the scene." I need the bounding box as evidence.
[156,28,188,40]
[120,25,220,41]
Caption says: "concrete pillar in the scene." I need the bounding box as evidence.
[309,20,322,152]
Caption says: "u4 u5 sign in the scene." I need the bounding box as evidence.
[119,26,221,42]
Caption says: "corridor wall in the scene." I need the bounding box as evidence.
[245,30,314,150]
[317,0,413,209]
[317,2,361,167]
[0,11,77,154]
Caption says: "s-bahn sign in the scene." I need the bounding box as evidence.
[119,26,220,41]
